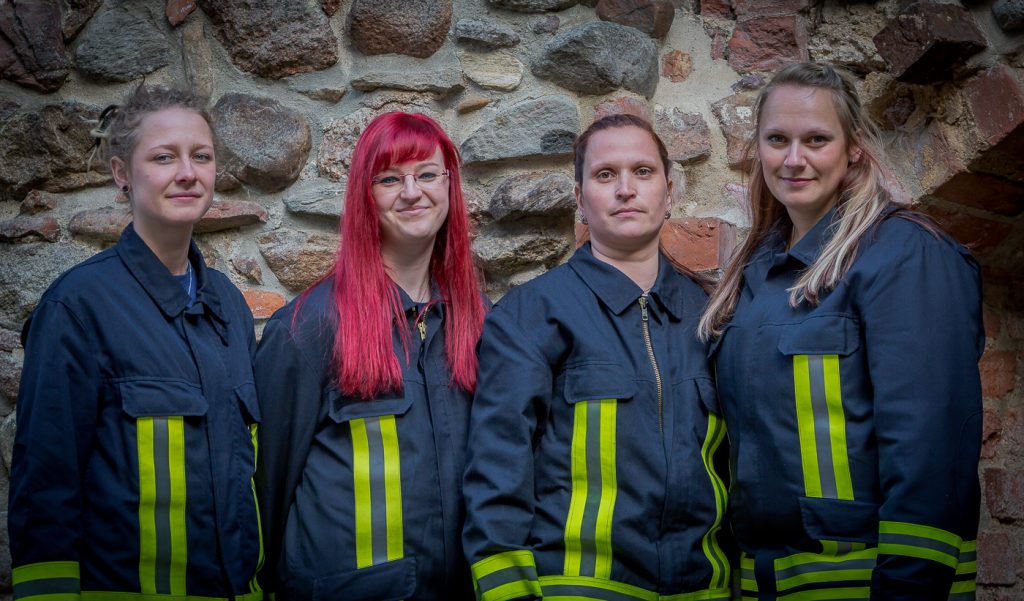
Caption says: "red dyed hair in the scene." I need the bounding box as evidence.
[327,112,484,399]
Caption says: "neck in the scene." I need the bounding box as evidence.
[382,246,433,303]
[134,222,193,275]
[591,241,660,293]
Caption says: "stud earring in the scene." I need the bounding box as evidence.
[122,185,129,193]
[581,216,588,225]
[665,211,671,220]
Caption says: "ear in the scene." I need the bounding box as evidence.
[666,176,674,199]
[110,156,130,189]
[849,146,863,165]
[574,183,584,213]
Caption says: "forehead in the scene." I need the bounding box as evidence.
[760,85,842,130]
[135,108,212,145]
[379,144,444,171]
[583,125,660,163]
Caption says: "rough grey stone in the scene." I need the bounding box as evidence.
[0,97,18,122]
[532,21,659,98]
[0,242,94,331]
[351,51,465,95]
[193,200,269,233]
[19,191,58,215]
[198,0,338,79]
[68,207,132,243]
[474,227,572,275]
[0,215,60,243]
[654,106,712,165]
[287,73,348,103]
[257,229,338,292]
[994,0,1024,32]
[318,109,377,181]
[487,172,576,222]
[461,95,580,165]
[872,3,986,84]
[212,94,312,193]
[73,9,172,82]
[0,0,70,92]
[166,0,198,26]
[455,18,521,48]
[181,20,214,99]
[62,0,102,40]
[459,50,524,91]
[0,102,108,202]
[283,181,346,220]
[596,0,675,39]
[533,14,561,33]
[487,0,578,11]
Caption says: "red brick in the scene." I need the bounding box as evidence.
[872,3,986,84]
[920,205,1012,257]
[700,0,733,19]
[977,529,1018,585]
[662,49,693,82]
[711,92,756,170]
[68,207,132,243]
[593,96,651,121]
[982,407,1002,460]
[19,189,57,215]
[932,171,1024,217]
[654,106,712,165]
[242,289,287,320]
[0,214,59,243]
[965,63,1024,148]
[732,0,808,19]
[984,467,1024,521]
[575,218,737,272]
[194,200,269,234]
[727,15,807,74]
[597,0,675,39]
[231,256,264,285]
[980,350,1018,399]
[709,26,729,61]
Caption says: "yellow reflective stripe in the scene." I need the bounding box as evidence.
[137,418,157,594]
[793,356,821,497]
[878,521,961,568]
[471,550,541,601]
[538,575,731,601]
[949,580,976,593]
[136,417,187,596]
[13,561,81,601]
[773,548,877,593]
[81,592,263,600]
[594,399,617,580]
[249,423,264,594]
[380,415,404,562]
[699,413,729,589]
[167,417,187,596]
[822,355,853,500]
[956,539,977,577]
[350,418,373,568]
[563,400,589,577]
[778,587,870,600]
[661,587,733,601]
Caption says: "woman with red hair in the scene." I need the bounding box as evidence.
[255,112,486,600]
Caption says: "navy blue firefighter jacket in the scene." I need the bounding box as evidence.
[9,223,263,601]
[463,243,734,601]
[712,208,984,600]
[254,277,476,601]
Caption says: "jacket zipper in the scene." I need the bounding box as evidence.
[417,318,427,341]
[639,295,664,433]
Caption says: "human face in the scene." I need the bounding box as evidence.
[576,126,672,259]
[758,85,859,240]
[372,146,450,260]
[110,108,215,237]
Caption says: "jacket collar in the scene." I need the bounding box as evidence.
[785,205,839,267]
[568,242,686,319]
[115,223,226,322]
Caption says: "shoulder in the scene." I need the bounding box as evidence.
[859,211,977,273]
[264,277,335,339]
[38,247,122,307]
[493,262,578,311]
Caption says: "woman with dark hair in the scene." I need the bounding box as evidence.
[255,112,486,600]
[10,85,263,600]
[463,113,733,601]
[699,62,983,599]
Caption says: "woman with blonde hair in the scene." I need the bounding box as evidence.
[700,62,983,599]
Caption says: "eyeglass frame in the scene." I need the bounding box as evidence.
[370,170,450,190]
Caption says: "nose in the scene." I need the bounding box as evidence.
[783,143,806,168]
[615,172,636,200]
[176,158,197,183]
[399,174,422,201]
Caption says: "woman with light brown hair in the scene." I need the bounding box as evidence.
[700,62,983,600]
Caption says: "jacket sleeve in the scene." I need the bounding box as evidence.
[253,313,324,597]
[463,304,548,601]
[858,228,984,600]
[9,299,101,601]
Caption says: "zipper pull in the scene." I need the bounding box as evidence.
[418,319,427,341]
[639,294,649,322]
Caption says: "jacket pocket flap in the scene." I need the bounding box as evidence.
[327,392,415,424]
[778,314,860,356]
[120,378,208,417]
[563,362,636,404]
[234,382,260,423]
[312,557,416,601]
[694,377,720,415]
[799,496,879,544]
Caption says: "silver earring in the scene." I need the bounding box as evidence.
[581,216,588,225]
[665,211,671,220]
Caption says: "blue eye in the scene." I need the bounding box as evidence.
[373,175,402,186]
[416,172,439,182]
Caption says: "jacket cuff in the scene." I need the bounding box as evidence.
[13,561,81,600]
[877,521,962,569]
[471,549,542,601]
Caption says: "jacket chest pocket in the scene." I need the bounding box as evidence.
[776,314,862,507]
[119,378,208,595]
[559,363,635,581]
[327,392,414,571]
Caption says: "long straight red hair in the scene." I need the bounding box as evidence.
[326,112,484,399]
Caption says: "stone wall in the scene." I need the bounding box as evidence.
[1,0,1022,596]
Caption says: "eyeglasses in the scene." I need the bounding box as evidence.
[371,170,449,191]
